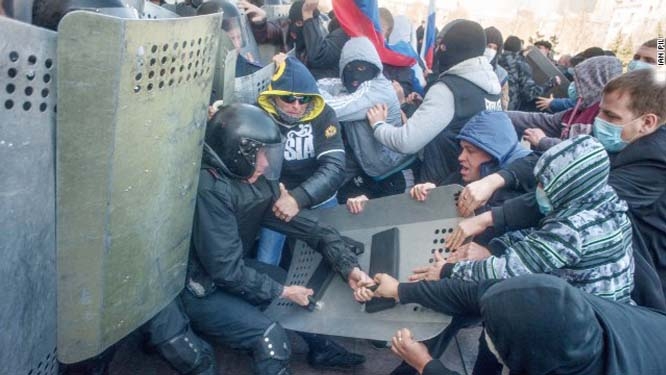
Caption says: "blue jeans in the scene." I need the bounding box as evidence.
[256,195,338,265]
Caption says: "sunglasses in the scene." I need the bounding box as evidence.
[279,95,313,104]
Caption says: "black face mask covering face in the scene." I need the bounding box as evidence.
[342,61,379,93]
[289,23,306,53]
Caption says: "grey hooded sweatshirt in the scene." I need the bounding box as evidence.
[371,56,502,155]
[318,37,415,179]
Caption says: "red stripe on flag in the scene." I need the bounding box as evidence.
[333,0,415,67]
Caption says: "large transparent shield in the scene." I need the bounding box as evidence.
[0,17,58,375]
[265,185,462,342]
[142,1,179,19]
[56,11,222,363]
[237,9,262,64]
[212,26,272,105]
[212,30,237,102]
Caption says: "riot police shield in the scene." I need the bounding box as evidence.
[265,185,462,342]
[55,10,221,363]
[236,6,262,64]
[525,46,570,98]
[0,17,58,375]
[211,30,238,102]
[262,4,290,20]
[3,0,34,22]
[142,1,179,19]
[227,57,274,104]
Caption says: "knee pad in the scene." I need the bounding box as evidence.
[253,322,292,362]
[157,326,217,375]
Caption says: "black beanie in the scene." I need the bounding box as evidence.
[504,36,522,52]
[288,0,320,22]
[484,26,504,53]
[436,19,486,71]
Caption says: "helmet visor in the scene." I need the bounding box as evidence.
[257,142,284,181]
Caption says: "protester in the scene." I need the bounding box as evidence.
[366,19,502,186]
[451,69,666,309]
[358,274,666,375]
[518,56,623,151]
[254,56,345,265]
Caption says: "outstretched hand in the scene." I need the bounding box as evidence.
[409,251,446,282]
[346,195,369,215]
[353,273,399,302]
[281,285,314,306]
[348,267,374,302]
[457,175,504,216]
[410,183,436,202]
[446,242,491,263]
[367,104,388,127]
[237,0,267,23]
[445,212,493,250]
[523,128,546,147]
[535,94,554,111]
[391,328,433,374]
[273,183,299,222]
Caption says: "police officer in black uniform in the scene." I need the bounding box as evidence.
[181,103,371,374]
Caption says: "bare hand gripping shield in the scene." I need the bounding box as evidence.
[265,185,463,342]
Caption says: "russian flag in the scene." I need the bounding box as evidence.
[333,0,416,67]
[420,0,436,69]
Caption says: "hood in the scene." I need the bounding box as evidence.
[339,36,383,77]
[574,56,622,108]
[457,111,531,177]
[443,56,502,95]
[481,275,604,374]
[257,56,325,123]
[484,26,504,68]
[534,135,614,211]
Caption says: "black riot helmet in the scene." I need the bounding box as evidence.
[205,104,284,181]
[32,0,138,31]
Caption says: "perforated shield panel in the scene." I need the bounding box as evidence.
[265,185,463,342]
[232,61,275,104]
[0,17,58,375]
[142,2,179,19]
[55,11,222,363]
[263,5,291,20]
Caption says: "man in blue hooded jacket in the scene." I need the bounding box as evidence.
[410,110,532,212]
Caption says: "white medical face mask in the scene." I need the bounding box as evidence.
[484,47,497,62]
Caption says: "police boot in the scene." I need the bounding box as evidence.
[301,333,365,370]
[252,323,292,375]
[156,326,218,375]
